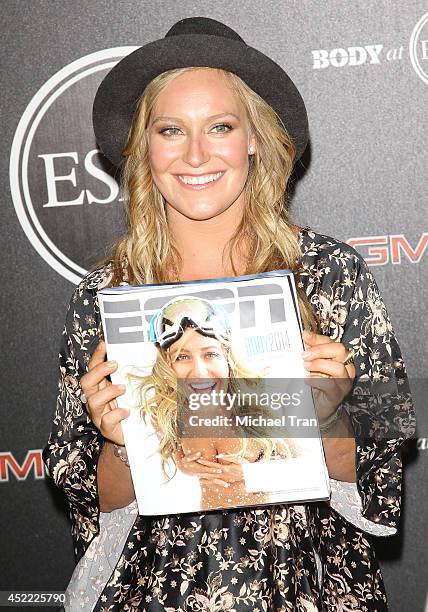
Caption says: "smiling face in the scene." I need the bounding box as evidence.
[168,328,229,395]
[147,69,256,222]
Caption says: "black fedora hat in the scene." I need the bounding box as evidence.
[93,17,309,168]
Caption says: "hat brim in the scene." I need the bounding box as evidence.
[93,34,309,167]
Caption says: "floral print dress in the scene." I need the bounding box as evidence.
[43,228,414,611]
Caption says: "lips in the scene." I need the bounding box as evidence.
[188,381,217,392]
[175,171,225,190]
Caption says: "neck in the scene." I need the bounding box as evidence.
[167,200,247,281]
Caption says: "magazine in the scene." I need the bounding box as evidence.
[98,270,330,515]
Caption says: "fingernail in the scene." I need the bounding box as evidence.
[118,384,126,392]
[302,350,312,359]
[106,361,117,370]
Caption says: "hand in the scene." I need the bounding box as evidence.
[174,448,228,488]
[301,330,356,422]
[80,340,128,445]
[212,453,246,482]
[173,448,245,487]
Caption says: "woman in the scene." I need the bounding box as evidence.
[139,295,298,510]
[43,17,414,611]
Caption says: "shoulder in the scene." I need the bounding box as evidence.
[63,262,115,328]
[58,264,116,363]
[72,262,115,298]
[298,227,371,288]
[299,227,365,271]
[67,262,116,309]
[297,229,379,334]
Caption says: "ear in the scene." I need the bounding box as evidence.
[248,134,256,156]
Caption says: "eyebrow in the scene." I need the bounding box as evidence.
[171,345,221,355]
[151,112,241,125]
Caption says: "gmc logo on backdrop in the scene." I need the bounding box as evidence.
[348,234,428,266]
[0,449,47,482]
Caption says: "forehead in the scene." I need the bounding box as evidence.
[169,328,223,353]
[153,69,245,118]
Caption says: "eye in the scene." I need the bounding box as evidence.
[211,123,232,133]
[175,353,189,361]
[159,126,183,136]
[205,351,222,359]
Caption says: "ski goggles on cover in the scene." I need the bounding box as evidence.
[149,297,232,350]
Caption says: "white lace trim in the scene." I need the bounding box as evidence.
[329,478,396,536]
[64,501,138,612]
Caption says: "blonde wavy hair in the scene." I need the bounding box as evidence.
[132,331,297,478]
[106,65,318,332]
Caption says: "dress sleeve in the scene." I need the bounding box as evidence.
[328,252,415,532]
[302,237,416,533]
[42,272,107,562]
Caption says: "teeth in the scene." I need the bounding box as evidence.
[190,382,216,389]
[179,172,223,185]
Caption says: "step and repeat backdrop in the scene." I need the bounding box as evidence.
[2,1,427,610]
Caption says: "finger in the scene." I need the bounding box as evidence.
[81,360,118,396]
[88,383,125,407]
[98,378,109,392]
[99,406,129,443]
[199,469,244,483]
[213,467,244,482]
[87,384,126,423]
[88,340,107,369]
[176,456,222,474]
[302,330,333,349]
[180,463,222,475]
[302,342,349,362]
[345,362,356,379]
[199,477,230,487]
[180,451,203,463]
[215,454,246,464]
[196,467,224,474]
[303,358,349,378]
[196,458,225,469]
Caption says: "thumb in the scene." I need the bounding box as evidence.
[100,407,130,443]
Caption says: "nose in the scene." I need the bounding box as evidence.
[182,132,210,167]
[189,355,210,378]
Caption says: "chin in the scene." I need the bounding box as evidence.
[176,203,234,221]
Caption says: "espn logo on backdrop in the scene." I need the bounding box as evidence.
[0,449,47,482]
[348,233,428,266]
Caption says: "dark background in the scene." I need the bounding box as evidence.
[1,1,427,610]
